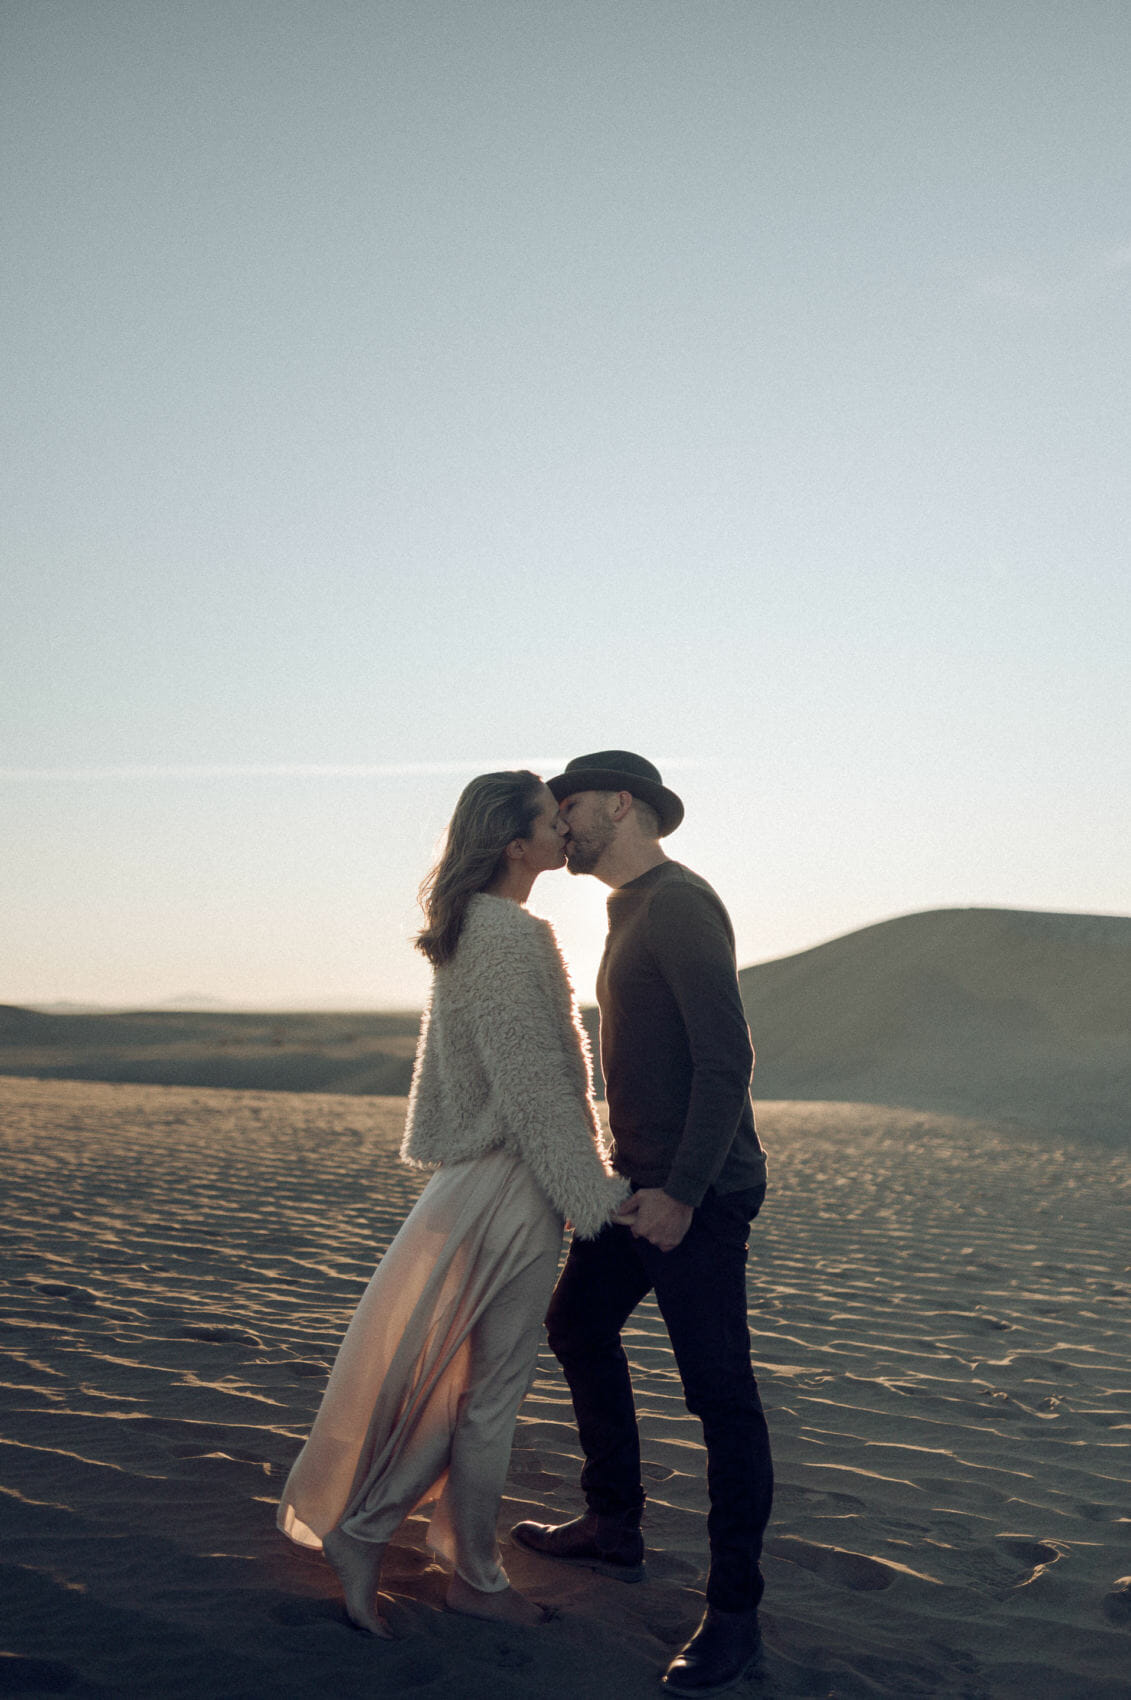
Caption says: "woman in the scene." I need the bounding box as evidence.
[277,771,627,1634]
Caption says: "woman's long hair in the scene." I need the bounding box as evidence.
[415,770,545,967]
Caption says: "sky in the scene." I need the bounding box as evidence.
[3,0,1129,1009]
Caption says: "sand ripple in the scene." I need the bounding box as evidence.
[1,1078,1128,1698]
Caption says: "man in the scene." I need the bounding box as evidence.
[512,751,773,1696]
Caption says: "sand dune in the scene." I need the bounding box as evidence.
[3,1075,1128,1697]
[734,907,1131,1141]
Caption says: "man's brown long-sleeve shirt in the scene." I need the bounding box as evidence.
[596,860,767,1208]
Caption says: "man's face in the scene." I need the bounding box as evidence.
[558,790,617,876]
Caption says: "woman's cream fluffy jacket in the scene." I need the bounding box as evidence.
[401,892,628,1239]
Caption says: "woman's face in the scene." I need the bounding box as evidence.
[523,784,569,871]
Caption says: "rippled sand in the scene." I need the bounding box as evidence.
[2,1077,1128,1698]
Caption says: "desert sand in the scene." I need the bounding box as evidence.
[2,1074,1128,1698]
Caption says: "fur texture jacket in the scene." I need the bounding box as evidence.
[401,892,629,1239]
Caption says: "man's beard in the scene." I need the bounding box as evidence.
[565,819,615,875]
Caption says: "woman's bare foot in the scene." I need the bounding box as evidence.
[321,1527,392,1636]
[445,1573,546,1625]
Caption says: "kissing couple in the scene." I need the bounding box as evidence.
[278,751,773,1696]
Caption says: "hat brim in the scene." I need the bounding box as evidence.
[546,768,684,836]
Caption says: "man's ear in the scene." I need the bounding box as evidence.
[610,790,634,822]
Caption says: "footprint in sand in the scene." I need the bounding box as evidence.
[783,1484,866,1518]
[976,1387,1029,1414]
[949,1536,1063,1594]
[767,1535,894,1591]
[1073,1500,1113,1522]
[33,1282,100,1308]
[996,1536,1062,1586]
[273,1597,441,1683]
[1102,1576,1131,1623]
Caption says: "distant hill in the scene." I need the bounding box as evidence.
[0,1008,421,1097]
[152,993,235,1011]
[3,908,1127,1139]
[733,907,1130,1139]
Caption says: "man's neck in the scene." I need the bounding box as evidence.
[594,843,669,890]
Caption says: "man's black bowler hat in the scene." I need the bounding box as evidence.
[546,750,684,837]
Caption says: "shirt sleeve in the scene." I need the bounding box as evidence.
[647,880,755,1207]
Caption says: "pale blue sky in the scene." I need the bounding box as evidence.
[3,1,1128,1007]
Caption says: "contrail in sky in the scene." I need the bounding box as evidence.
[0,759,706,781]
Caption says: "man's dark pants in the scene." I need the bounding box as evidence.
[545,1183,773,1612]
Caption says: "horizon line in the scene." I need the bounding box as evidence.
[9,901,1128,1011]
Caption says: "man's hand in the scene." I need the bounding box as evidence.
[613,1188,694,1253]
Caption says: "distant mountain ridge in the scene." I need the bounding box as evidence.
[3,908,1127,1139]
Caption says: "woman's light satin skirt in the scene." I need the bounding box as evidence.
[277,1148,562,1591]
